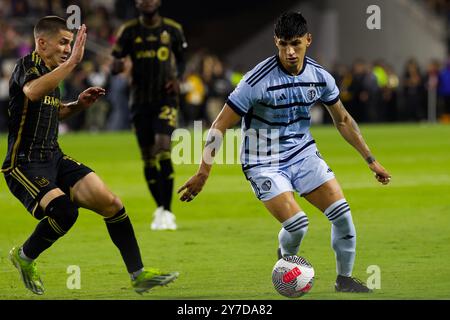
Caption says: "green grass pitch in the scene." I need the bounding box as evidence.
[0,123,449,300]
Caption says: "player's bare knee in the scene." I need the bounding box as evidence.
[101,195,123,218]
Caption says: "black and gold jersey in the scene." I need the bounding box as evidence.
[2,51,61,172]
[112,16,187,114]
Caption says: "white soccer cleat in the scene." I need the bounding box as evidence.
[163,210,177,231]
[151,206,167,230]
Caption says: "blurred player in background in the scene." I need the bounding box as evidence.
[112,0,187,231]
[2,16,178,295]
[179,12,391,293]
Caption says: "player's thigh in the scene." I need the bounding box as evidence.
[71,172,123,218]
[263,191,302,223]
[132,114,155,160]
[292,152,339,209]
[4,166,64,219]
[303,178,344,212]
[245,168,299,223]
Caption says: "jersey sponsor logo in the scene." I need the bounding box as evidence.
[160,30,170,45]
[306,88,317,102]
[135,47,170,61]
[157,46,170,61]
[261,179,272,191]
[146,35,158,42]
[134,36,143,43]
[43,96,60,107]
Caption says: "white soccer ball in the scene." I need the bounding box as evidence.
[272,255,315,298]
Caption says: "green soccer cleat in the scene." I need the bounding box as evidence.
[9,246,44,295]
[131,268,179,294]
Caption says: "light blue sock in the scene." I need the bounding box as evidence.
[324,199,356,277]
[278,211,309,257]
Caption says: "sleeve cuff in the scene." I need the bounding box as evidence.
[226,99,246,117]
[321,96,340,106]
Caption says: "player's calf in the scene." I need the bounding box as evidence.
[278,211,309,257]
[22,194,78,259]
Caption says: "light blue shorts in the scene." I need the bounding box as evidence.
[244,150,335,201]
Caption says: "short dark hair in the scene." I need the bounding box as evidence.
[274,12,308,40]
[34,16,70,39]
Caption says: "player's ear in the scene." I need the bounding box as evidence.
[37,37,46,51]
[305,33,312,47]
[274,36,279,47]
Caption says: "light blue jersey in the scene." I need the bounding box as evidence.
[227,55,339,171]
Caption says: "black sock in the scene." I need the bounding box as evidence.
[159,153,174,211]
[22,217,61,260]
[22,195,78,260]
[144,159,162,207]
[104,208,143,273]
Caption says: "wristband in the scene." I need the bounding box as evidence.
[366,156,376,164]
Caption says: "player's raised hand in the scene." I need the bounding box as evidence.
[165,79,180,95]
[77,87,106,109]
[177,172,208,202]
[68,24,87,66]
[369,161,391,185]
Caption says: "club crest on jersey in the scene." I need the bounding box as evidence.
[160,31,170,45]
[261,180,272,191]
[306,88,317,102]
[34,177,50,188]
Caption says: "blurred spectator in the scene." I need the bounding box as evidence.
[383,64,400,122]
[179,54,207,128]
[107,58,131,131]
[83,59,111,131]
[347,59,378,123]
[0,1,448,130]
[438,57,450,121]
[203,55,233,125]
[11,0,29,17]
[402,58,426,121]
[425,59,440,121]
[61,68,89,131]
[0,68,10,132]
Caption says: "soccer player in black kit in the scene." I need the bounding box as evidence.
[112,0,187,231]
[2,16,178,295]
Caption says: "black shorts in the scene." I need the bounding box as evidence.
[3,151,93,220]
[132,104,177,148]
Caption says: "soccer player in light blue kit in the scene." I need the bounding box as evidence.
[179,12,391,293]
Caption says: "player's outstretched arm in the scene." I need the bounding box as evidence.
[325,99,391,185]
[178,104,242,202]
[23,25,87,102]
[59,86,106,120]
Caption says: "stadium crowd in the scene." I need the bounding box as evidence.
[1,0,450,133]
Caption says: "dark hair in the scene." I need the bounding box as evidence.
[34,16,70,38]
[274,12,308,40]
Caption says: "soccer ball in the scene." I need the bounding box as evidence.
[272,255,315,298]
